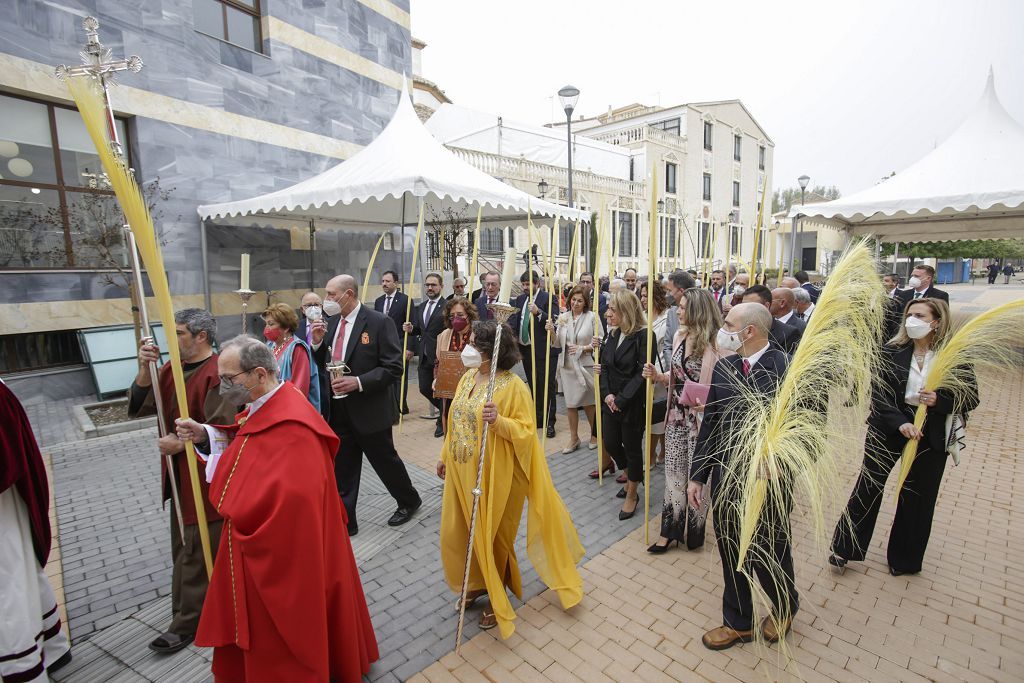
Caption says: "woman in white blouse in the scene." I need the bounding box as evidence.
[830,298,978,576]
[548,286,598,453]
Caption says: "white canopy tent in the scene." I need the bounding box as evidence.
[197,82,589,230]
[787,70,1024,243]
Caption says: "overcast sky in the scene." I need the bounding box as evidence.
[412,0,1023,198]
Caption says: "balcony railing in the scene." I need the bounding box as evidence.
[589,125,686,148]
[446,146,645,200]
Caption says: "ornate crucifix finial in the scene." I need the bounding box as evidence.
[54,16,143,158]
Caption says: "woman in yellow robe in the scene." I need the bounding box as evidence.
[438,320,585,638]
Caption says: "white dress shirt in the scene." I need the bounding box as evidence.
[904,350,934,406]
[745,342,771,370]
[777,310,795,325]
[312,302,364,393]
[201,380,285,482]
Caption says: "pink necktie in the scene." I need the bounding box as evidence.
[332,318,348,361]
[742,359,751,376]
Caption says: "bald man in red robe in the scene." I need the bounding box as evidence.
[176,335,378,682]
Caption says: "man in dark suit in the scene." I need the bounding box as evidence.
[473,271,501,321]
[708,269,728,311]
[687,303,797,650]
[770,287,807,334]
[311,274,421,536]
[510,270,560,438]
[470,272,487,305]
[896,264,949,307]
[740,285,802,354]
[579,271,609,335]
[794,270,820,304]
[296,291,331,419]
[374,270,411,415]
[447,276,467,300]
[402,272,446,437]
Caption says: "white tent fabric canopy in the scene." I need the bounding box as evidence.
[788,71,1024,242]
[197,82,589,229]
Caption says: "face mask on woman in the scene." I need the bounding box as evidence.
[451,317,469,332]
[322,299,342,317]
[264,326,282,343]
[716,326,743,352]
[461,344,483,368]
[904,316,934,339]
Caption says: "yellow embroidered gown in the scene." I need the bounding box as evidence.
[440,369,585,639]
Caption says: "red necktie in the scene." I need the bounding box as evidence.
[742,359,751,376]
[332,318,348,361]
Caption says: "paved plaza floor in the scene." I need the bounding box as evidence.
[30,283,1024,682]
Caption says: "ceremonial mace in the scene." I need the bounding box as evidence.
[454,249,518,653]
[55,19,186,543]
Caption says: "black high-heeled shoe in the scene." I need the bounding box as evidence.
[618,496,639,521]
[828,553,848,569]
[616,482,641,498]
[647,539,678,554]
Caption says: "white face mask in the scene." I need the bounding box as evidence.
[717,327,743,352]
[322,299,342,317]
[732,286,746,296]
[907,276,923,290]
[904,316,933,339]
[461,344,483,368]
[304,305,322,321]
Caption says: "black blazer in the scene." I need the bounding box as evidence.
[510,289,561,359]
[691,349,789,486]
[896,285,949,307]
[769,318,802,355]
[598,329,653,413]
[374,290,410,335]
[780,313,807,334]
[407,297,446,365]
[867,344,978,456]
[311,305,403,434]
[801,282,821,304]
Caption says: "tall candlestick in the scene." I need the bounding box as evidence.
[240,253,250,291]
[498,246,516,304]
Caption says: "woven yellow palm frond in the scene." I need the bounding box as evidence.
[713,239,886,655]
[66,75,215,577]
[895,298,1024,495]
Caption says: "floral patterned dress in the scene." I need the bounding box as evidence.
[660,343,708,548]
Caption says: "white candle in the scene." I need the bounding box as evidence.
[498,246,516,304]
[240,253,250,291]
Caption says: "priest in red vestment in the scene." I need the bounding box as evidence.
[175,335,378,683]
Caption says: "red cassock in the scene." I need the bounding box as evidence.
[195,383,379,682]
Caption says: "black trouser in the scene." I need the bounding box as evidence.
[520,345,556,428]
[712,473,798,631]
[832,430,947,573]
[330,407,421,527]
[602,404,644,482]
[418,359,441,419]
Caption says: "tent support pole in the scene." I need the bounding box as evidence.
[309,219,316,291]
[893,241,900,279]
[200,218,211,312]
[400,193,408,285]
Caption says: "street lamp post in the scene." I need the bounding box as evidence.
[558,85,580,209]
[791,174,810,273]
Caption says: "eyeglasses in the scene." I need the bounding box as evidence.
[219,369,251,384]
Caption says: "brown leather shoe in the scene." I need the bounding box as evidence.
[761,615,793,643]
[701,626,754,650]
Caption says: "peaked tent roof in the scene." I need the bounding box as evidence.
[197,82,589,227]
[788,70,1024,242]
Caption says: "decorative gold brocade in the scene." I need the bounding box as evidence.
[449,371,515,464]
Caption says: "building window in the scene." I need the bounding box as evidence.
[697,222,712,257]
[733,134,742,162]
[615,211,634,257]
[558,222,573,257]
[732,181,740,207]
[650,117,680,136]
[756,229,765,260]
[758,145,766,171]
[729,225,742,256]
[665,162,677,195]
[702,173,712,201]
[194,0,263,53]
[479,227,503,254]
[703,121,713,151]
[0,330,84,373]
[659,217,678,259]
[0,92,132,270]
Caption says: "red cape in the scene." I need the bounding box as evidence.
[0,382,51,566]
[195,383,378,681]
